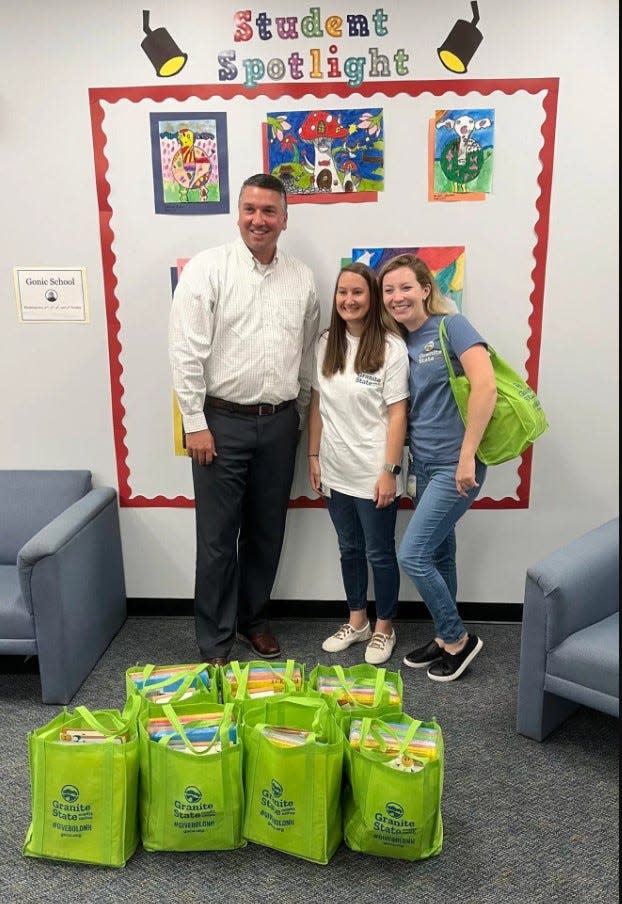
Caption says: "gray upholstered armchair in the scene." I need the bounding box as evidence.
[0,470,127,703]
[516,517,619,741]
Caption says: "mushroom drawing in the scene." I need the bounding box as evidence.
[297,111,350,193]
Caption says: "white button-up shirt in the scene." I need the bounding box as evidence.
[169,238,320,433]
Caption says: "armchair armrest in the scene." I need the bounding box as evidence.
[517,517,619,740]
[526,517,618,651]
[17,487,127,704]
[18,488,118,610]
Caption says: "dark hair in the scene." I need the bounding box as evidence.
[239,173,288,212]
[322,262,402,376]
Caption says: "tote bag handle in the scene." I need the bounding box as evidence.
[131,662,210,701]
[74,698,140,739]
[159,702,236,756]
[332,665,387,708]
[359,716,424,758]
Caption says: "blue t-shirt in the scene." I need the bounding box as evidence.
[406,313,486,464]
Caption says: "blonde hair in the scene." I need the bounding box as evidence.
[378,254,454,320]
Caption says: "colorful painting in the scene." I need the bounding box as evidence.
[352,246,465,311]
[433,108,494,195]
[264,108,384,203]
[150,112,229,214]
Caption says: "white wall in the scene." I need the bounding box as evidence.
[1,1,619,605]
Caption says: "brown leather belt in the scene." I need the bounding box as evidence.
[206,396,295,416]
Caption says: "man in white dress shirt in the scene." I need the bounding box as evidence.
[169,174,320,664]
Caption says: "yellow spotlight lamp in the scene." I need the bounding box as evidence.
[141,10,188,78]
[437,1,483,74]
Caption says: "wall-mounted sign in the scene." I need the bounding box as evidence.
[13,267,89,323]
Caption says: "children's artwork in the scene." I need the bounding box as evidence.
[150,112,229,214]
[428,119,484,203]
[264,108,384,203]
[352,246,465,311]
[433,108,494,196]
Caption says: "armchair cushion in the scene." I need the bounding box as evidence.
[0,566,36,649]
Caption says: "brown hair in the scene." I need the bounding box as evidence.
[322,261,402,376]
[239,173,288,212]
[378,253,454,336]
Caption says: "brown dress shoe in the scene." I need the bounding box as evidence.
[236,631,281,659]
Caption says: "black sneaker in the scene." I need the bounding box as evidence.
[427,634,483,682]
[403,639,443,669]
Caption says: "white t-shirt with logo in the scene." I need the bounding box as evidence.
[313,331,409,499]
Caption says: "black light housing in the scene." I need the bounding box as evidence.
[437,2,483,74]
[141,10,187,78]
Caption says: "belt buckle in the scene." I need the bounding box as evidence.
[258,403,275,416]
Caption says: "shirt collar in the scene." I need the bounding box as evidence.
[236,237,279,271]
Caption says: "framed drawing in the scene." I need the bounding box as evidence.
[150,111,229,214]
[264,107,383,204]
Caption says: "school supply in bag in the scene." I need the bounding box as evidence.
[308,663,403,732]
[138,701,245,852]
[241,695,344,864]
[343,713,444,861]
[23,698,141,867]
[439,316,548,466]
[126,662,219,706]
[349,718,439,760]
[221,659,305,706]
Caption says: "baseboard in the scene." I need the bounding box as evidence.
[127,598,522,622]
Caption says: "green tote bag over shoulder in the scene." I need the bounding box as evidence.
[439,316,548,465]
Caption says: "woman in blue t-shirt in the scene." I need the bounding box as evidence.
[379,253,497,682]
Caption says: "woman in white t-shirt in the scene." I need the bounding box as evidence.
[307,262,409,664]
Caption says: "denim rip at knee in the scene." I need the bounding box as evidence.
[398,459,486,643]
[326,490,400,620]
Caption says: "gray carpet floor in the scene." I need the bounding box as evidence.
[0,616,618,904]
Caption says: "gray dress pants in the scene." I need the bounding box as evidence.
[191,402,299,658]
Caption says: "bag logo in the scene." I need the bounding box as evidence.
[184,786,202,803]
[260,780,295,832]
[385,801,404,819]
[61,785,79,803]
[271,779,283,798]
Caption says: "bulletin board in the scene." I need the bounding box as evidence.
[88,77,558,510]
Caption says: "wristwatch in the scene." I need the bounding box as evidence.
[383,463,402,474]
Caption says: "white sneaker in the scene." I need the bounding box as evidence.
[322,622,372,653]
[365,631,396,665]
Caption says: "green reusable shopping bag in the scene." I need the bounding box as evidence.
[23,699,140,867]
[125,662,219,707]
[308,663,403,731]
[138,701,245,852]
[439,316,549,466]
[343,714,444,861]
[221,659,305,710]
[241,695,344,864]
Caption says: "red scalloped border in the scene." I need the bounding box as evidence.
[88,77,558,510]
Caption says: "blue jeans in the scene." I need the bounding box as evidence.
[326,490,400,621]
[397,460,487,643]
